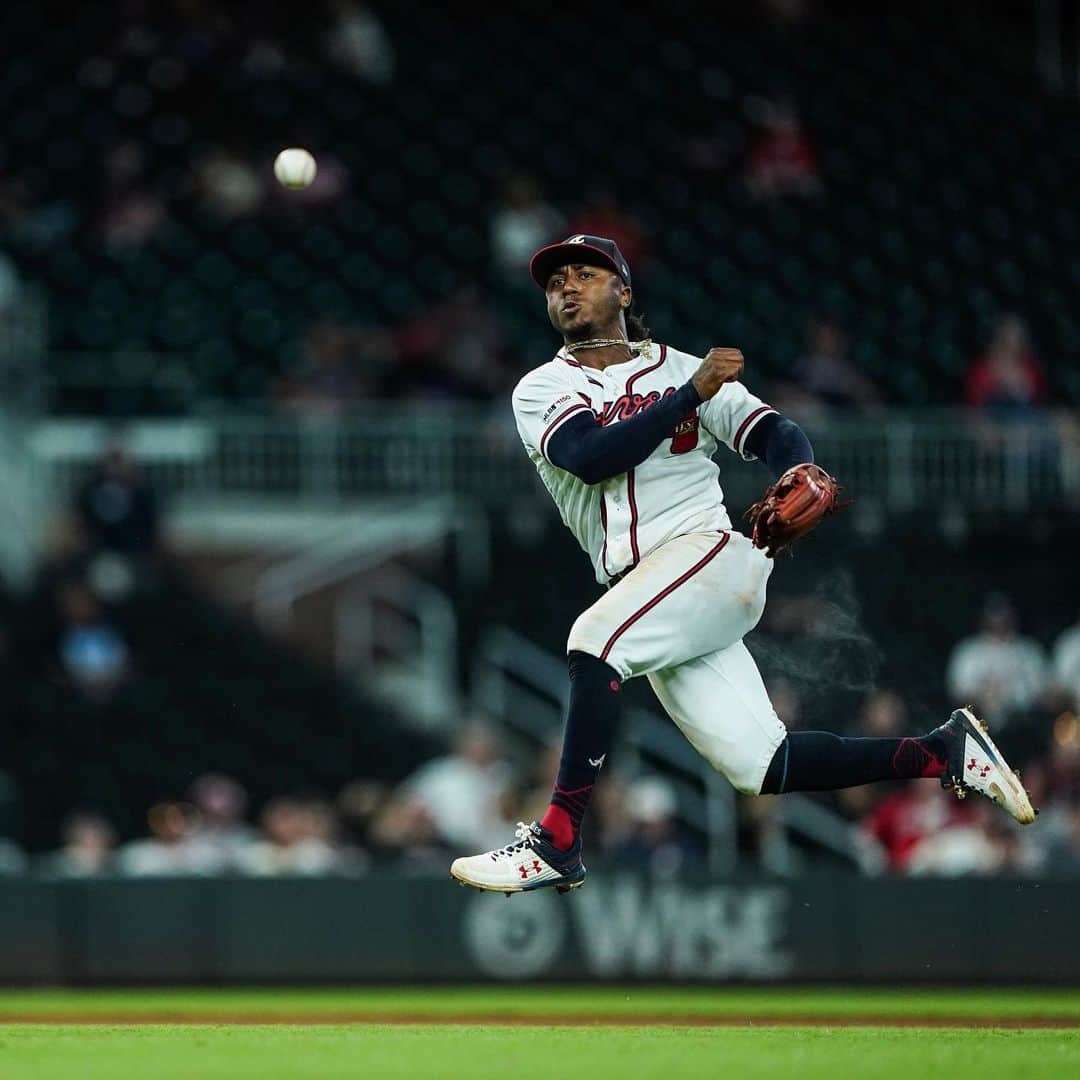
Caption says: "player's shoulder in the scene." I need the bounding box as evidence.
[654,342,702,370]
[512,354,576,403]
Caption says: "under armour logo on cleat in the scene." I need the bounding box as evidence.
[588,754,606,769]
[967,758,991,778]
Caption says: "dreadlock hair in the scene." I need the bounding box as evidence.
[626,301,650,342]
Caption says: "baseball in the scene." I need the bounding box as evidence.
[273,147,317,189]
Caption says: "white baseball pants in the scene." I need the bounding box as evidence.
[566,530,786,794]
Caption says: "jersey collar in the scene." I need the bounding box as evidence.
[557,341,657,371]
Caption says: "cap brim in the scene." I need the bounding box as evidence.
[529,242,623,289]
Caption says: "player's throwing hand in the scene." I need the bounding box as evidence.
[691,347,745,400]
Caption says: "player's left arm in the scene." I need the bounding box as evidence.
[697,372,814,477]
[742,412,815,479]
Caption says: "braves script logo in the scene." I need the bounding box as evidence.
[596,385,699,451]
[599,385,677,426]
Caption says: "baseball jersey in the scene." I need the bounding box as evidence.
[512,342,778,584]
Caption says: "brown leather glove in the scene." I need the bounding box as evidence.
[746,463,845,557]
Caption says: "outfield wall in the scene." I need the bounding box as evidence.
[1,873,1076,984]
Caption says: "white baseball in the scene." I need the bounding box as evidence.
[273,148,317,189]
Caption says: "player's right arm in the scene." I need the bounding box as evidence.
[696,347,815,478]
[512,366,704,485]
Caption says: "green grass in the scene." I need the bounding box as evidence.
[0,985,1078,1019]
[0,1024,1077,1080]
[0,988,1078,1079]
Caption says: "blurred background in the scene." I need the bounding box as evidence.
[1,0,1080,983]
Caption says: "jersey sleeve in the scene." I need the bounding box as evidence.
[698,380,779,461]
[512,367,593,463]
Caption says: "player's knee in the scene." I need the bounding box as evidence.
[700,740,774,796]
[566,610,605,660]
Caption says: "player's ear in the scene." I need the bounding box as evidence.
[620,285,632,309]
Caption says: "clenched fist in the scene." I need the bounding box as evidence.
[691,347,744,401]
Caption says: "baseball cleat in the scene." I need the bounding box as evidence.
[935,707,1037,824]
[450,821,586,895]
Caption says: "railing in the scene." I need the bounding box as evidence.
[336,566,462,731]
[29,406,1080,515]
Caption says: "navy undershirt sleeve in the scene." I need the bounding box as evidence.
[743,412,815,478]
[546,381,703,485]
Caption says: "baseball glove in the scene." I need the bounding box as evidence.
[746,462,845,557]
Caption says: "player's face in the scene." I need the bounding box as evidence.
[545,264,629,338]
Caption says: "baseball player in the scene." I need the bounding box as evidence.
[450,234,1036,895]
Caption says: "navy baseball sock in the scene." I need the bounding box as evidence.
[760,730,948,795]
[541,650,622,850]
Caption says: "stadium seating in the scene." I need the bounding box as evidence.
[3,6,1078,413]
[0,565,439,850]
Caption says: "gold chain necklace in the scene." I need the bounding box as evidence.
[566,338,651,353]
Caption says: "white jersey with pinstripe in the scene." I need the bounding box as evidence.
[511,341,778,585]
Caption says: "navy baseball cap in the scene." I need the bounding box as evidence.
[529,234,632,289]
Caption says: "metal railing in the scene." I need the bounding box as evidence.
[337,566,462,731]
[29,406,1080,514]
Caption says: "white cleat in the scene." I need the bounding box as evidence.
[450,821,586,895]
[937,707,1037,825]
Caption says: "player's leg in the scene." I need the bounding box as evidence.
[646,640,787,796]
[650,644,1035,824]
[547,529,769,829]
[450,530,765,893]
[759,709,1036,823]
[448,648,617,894]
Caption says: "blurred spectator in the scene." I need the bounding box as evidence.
[861,780,964,872]
[116,800,227,875]
[861,689,908,737]
[906,800,1034,877]
[39,811,116,877]
[96,140,168,249]
[772,316,881,414]
[73,441,161,558]
[1052,610,1080,709]
[566,188,647,270]
[514,741,563,828]
[335,778,393,849]
[614,776,703,878]
[188,148,264,221]
[743,95,823,200]
[186,772,259,870]
[836,690,910,819]
[490,173,565,276]
[238,796,361,875]
[276,319,376,414]
[324,1,395,84]
[380,720,513,851]
[385,284,510,401]
[1030,799,1080,874]
[964,314,1048,417]
[54,580,131,703]
[945,592,1049,725]
[1044,716,1080,803]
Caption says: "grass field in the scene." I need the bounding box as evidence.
[1,986,1077,1079]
